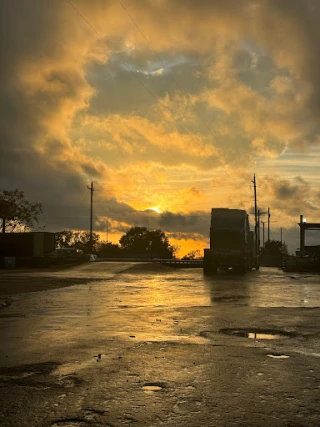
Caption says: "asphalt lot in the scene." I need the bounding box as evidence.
[0,262,319,426]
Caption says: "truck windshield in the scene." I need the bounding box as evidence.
[210,230,244,250]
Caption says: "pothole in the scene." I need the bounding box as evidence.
[220,328,296,339]
[199,330,211,338]
[56,374,82,388]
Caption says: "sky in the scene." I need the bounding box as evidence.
[1,0,320,256]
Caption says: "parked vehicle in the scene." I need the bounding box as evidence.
[46,248,98,262]
[46,248,84,260]
[203,208,259,274]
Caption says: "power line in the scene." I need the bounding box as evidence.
[87,181,95,252]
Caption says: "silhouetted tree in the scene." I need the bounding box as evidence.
[0,189,42,233]
[97,241,122,258]
[55,230,100,253]
[55,229,74,248]
[261,240,288,257]
[119,227,174,258]
[182,250,201,260]
[171,244,180,259]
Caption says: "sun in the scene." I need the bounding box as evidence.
[148,206,162,214]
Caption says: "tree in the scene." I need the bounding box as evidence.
[97,241,122,258]
[182,250,202,260]
[73,231,100,254]
[261,240,288,257]
[55,230,100,253]
[0,189,42,233]
[55,229,74,248]
[119,227,174,259]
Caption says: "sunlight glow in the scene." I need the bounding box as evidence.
[148,206,162,214]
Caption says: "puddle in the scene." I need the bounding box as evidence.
[267,354,290,359]
[220,329,295,339]
[142,382,165,393]
[248,333,283,340]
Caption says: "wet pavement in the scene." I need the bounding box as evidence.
[0,263,319,426]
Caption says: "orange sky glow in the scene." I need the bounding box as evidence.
[2,0,320,256]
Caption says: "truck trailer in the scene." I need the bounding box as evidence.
[0,232,55,258]
[203,208,259,274]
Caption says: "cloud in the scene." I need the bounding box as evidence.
[94,198,210,236]
[1,0,320,257]
[256,176,320,231]
[81,113,220,170]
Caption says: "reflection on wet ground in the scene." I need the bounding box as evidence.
[0,265,318,375]
[205,268,320,308]
[1,266,320,352]
[0,264,320,426]
[267,354,290,358]
[142,383,165,393]
[219,328,295,339]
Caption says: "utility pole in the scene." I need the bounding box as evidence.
[252,174,258,254]
[280,227,283,245]
[87,181,95,253]
[257,210,261,250]
[262,221,265,247]
[267,207,270,242]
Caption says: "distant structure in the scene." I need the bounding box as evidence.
[298,215,320,257]
[283,215,320,271]
[0,232,55,267]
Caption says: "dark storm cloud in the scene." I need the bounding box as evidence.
[86,51,205,117]
[276,183,303,200]
[93,199,210,237]
[158,211,210,235]
[268,176,319,216]
[0,0,94,230]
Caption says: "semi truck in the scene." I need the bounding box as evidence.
[203,208,259,274]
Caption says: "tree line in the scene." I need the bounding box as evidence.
[56,227,175,259]
[0,189,175,258]
[1,188,289,259]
